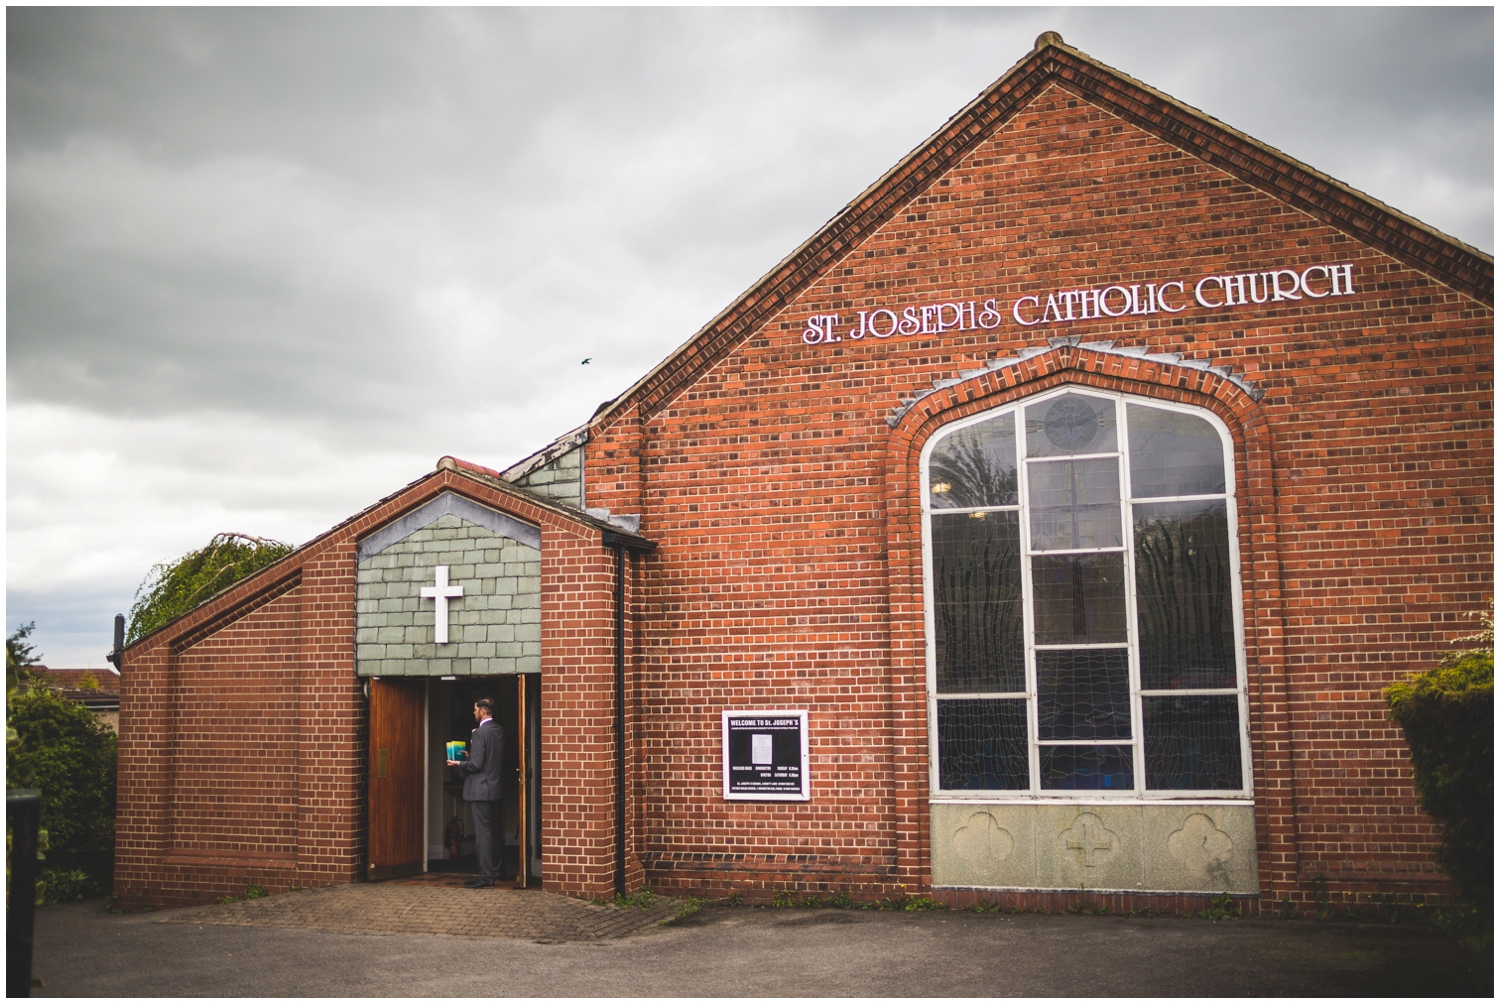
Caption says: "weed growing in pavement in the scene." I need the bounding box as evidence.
[1309,872,1332,920]
[970,896,1001,913]
[877,886,949,912]
[771,890,822,908]
[215,884,269,905]
[1198,892,1241,921]
[1065,885,1109,916]
[614,889,656,910]
[104,894,157,914]
[830,889,855,909]
[724,891,742,907]
[1067,901,1109,916]
[673,897,708,920]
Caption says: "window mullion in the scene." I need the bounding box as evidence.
[1018,420,1040,796]
[1118,395,1145,796]
[921,487,939,796]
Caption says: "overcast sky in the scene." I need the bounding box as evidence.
[7,7,1493,668]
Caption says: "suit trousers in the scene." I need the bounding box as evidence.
[469,798,501,883]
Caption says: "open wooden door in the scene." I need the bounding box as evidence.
[368,677,424,881]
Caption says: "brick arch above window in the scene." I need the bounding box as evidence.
[884,345,1274,533]
[887,342,1268,454]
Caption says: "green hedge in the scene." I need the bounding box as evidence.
[6,684,117,903]
[1386,649,1493,914]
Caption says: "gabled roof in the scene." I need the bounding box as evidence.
[123,456,653,655]
[496,423,589,483]
[589,32,1493,430]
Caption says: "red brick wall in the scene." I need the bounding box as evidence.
[538,517,636,899]
[585,81,1492,909]
[117,473,634,906]
[117,557,368,907]
[167,585,300,873]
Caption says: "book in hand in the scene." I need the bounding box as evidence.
[446,741,468,761]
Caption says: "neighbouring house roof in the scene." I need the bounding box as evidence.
[580,32,1493,432]
[31,666,121,711]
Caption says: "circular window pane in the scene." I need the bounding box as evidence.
[1025,393,1117,457]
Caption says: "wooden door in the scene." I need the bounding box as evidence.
[368,677,424,880]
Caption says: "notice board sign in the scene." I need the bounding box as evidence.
[721,710,810,801]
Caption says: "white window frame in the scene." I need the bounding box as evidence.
[922,386,1253,803]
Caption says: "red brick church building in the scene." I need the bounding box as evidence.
[116,34,1492,913]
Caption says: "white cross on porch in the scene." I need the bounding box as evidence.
[419,565,465,645]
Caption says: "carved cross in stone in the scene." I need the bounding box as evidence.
[1065,817,1115,869]
[420,565,464,645]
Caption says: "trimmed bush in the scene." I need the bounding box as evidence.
[1385,647,1493,914]
[6,683,117,903]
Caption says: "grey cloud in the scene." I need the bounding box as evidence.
[6,8,1491,666]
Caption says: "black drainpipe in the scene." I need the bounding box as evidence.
[602,528,655,900]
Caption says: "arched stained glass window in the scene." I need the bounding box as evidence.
[923,389,1250,796]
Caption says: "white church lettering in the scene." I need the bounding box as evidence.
[1012,280,1187,327]
[799,261,1357,345]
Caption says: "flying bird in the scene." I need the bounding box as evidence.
[582,358,591,365]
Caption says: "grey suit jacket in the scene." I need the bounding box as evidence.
[459,717,505,802]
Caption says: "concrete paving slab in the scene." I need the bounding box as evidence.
[31,894,1491,997]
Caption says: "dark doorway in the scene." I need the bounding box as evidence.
[422,675,540,885]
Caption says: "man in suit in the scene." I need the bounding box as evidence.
[446,697,505,889]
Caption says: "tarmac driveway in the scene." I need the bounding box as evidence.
[31,888,1490,997]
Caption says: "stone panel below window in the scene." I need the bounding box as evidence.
[930,802,1257,894]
